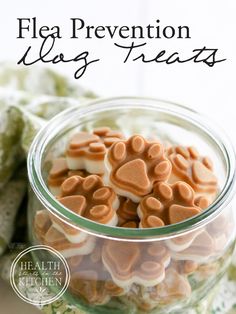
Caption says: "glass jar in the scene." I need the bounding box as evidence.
[27,97,236,314]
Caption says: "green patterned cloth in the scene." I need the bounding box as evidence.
[0,64,95,255]
[0,64,235,314]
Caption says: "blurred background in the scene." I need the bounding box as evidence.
[0,0,235,313]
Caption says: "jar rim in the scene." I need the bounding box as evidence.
[27,96,236,240]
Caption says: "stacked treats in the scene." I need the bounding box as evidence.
[34,127,231,309]
[47,127,218,229]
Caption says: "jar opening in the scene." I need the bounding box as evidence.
[28,97,236,240]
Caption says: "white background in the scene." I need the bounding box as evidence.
[0,0,235,145]
[0,0,235,312]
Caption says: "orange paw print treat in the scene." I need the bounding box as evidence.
[50,175,119,243]
[138,181,202,228]
[34,210,95,258]
[105,135,172,202]
[92,127,124,147]
[48,157,89,195]
[167,146,218,202]
[102,241,170,288]
[66,128,124,174]
[39,126,224,312]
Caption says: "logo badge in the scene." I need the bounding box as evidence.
[10,245,70,305]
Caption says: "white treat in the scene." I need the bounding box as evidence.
[52,221,88,244]
[67,156,105,174]
[59,237,96,258]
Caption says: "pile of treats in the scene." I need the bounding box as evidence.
[34,127,231,309]
[47,126,218,228]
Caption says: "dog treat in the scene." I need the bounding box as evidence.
[120,220,139,228]
[70,271,110,305]
[38,127,225,312]
[68,248,109,305]
[206,213,234,254]
[138,181,202,228]
[149,268,191,302]
[102,241,170,288]
[66,128,124,174]
[167,146,218,201]
[105,135,172,202]
[117,197,139,226]
[68,247,125,305]
[34,210,52,243]
[93,127,124,147]
[50,174,119,245]
[44,226,95,258]
[34,210,95,258]
[49,210,89,244]
[165,229,203,252]
[181,261,199,274]
[170,259,199,275]
[48,157,90,195]
[170,230,215,263]
[58,175,119,223]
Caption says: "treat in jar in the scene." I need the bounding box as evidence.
[66,128,124,174]
[68,246,125,305]
[49,174,119,245]
[105,135,172,202]
[167,146,218,202]
[102,241,170,289]
[34,210,95,257]
[138,181,202,227]
[48,157,90,196]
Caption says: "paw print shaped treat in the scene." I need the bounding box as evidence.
[105,135,172,202]
[66,128,124,174]
[48,157,89,196]
[50,175,119,243]
[165,229,203,253]
[34,210,95,258]
[206,213,234,253]
[102,241,170,288]
[170,230,215,263]
[138,181,202,228]
[93,127,124,147]
[167,146,218,201]
[149,268,191,303]
[117,197,139,226]
[68,247,125,305]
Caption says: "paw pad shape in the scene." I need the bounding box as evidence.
[58,175,119,225]
[167,146,218,199]
[34,210,95,258]
[106,135,172,202]
[66,128,124,174]
[138,181,202,227]
[102,240,170,288]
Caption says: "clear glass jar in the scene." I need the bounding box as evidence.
[27,97,236,314]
